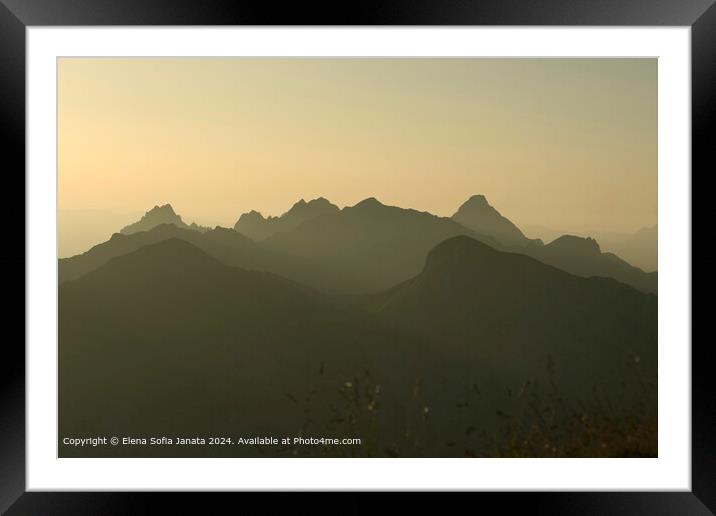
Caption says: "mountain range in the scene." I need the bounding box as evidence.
[263,197,503,292]
[70,196,656,294]
[59,194,657,457]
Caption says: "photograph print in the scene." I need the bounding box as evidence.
[58,58,657,458]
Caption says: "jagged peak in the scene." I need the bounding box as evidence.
[237,210,266,222]
[466,194,489,205]
[146,203,178,216]
[137,204,183,224]
[451,194,529,246]
[288,197,337,212]
[119,204,187,235]
[306,197,336,208]
[455,194,497,213]
[548,234,601,253]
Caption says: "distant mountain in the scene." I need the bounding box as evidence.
[72,198,656,295]
[531,235,657,294]
[448,195,655,292]
[265,197,500,293]
[452,195,537,247]
[120,204,209,235]
[59,223,355,292]
[59,208,143,258]
[59,239,428,457]
[234,197,339,240]
[521,225,658,274]
[542,234,601,255]
[519,223,566,244]
[607,225,658,273]
[373,235,657,389]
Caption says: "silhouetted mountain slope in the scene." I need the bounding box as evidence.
[449,195,656,293]
[59,223,355,291]
[265,197,499,293]
[59,239,428,456]
[531,235,657,294]
[608,225,658,273]
[120,204,209,235]
[234,197,339,240]
[372,235,656,389]
[452,194,536,247]
[59,232,144,283]
[59,237,656,458]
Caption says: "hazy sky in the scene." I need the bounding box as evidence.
[59,58,656,255]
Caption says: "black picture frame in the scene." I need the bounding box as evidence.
[1,1,708,513]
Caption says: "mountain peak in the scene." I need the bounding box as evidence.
[352,197,384,209]
[120,203,199,235]
[464,194,489,207]
[452,195,528,247]
[423,235,500,272]
[287,197,337,214]
[234,197,339,241]
[89,238,223,283]
[306,197,334,208]
[237,210,266,223]
[547,235,601,254]
[147,204,178,216]
[455,194,495,214]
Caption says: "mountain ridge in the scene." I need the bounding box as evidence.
[264,197,501,292]
[68,196,657,294]
[59,237,430,456]
[234,197,339,240]
[59,223,356,292]
[372,235,656,383]
[120,204,210,235]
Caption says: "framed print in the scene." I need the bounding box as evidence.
[2,0,709,513]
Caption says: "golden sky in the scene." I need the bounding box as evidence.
[59,58,656,256]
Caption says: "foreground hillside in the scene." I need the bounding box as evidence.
[59,236,656,457]
[372,236,656,393]
[59,239,429,457]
